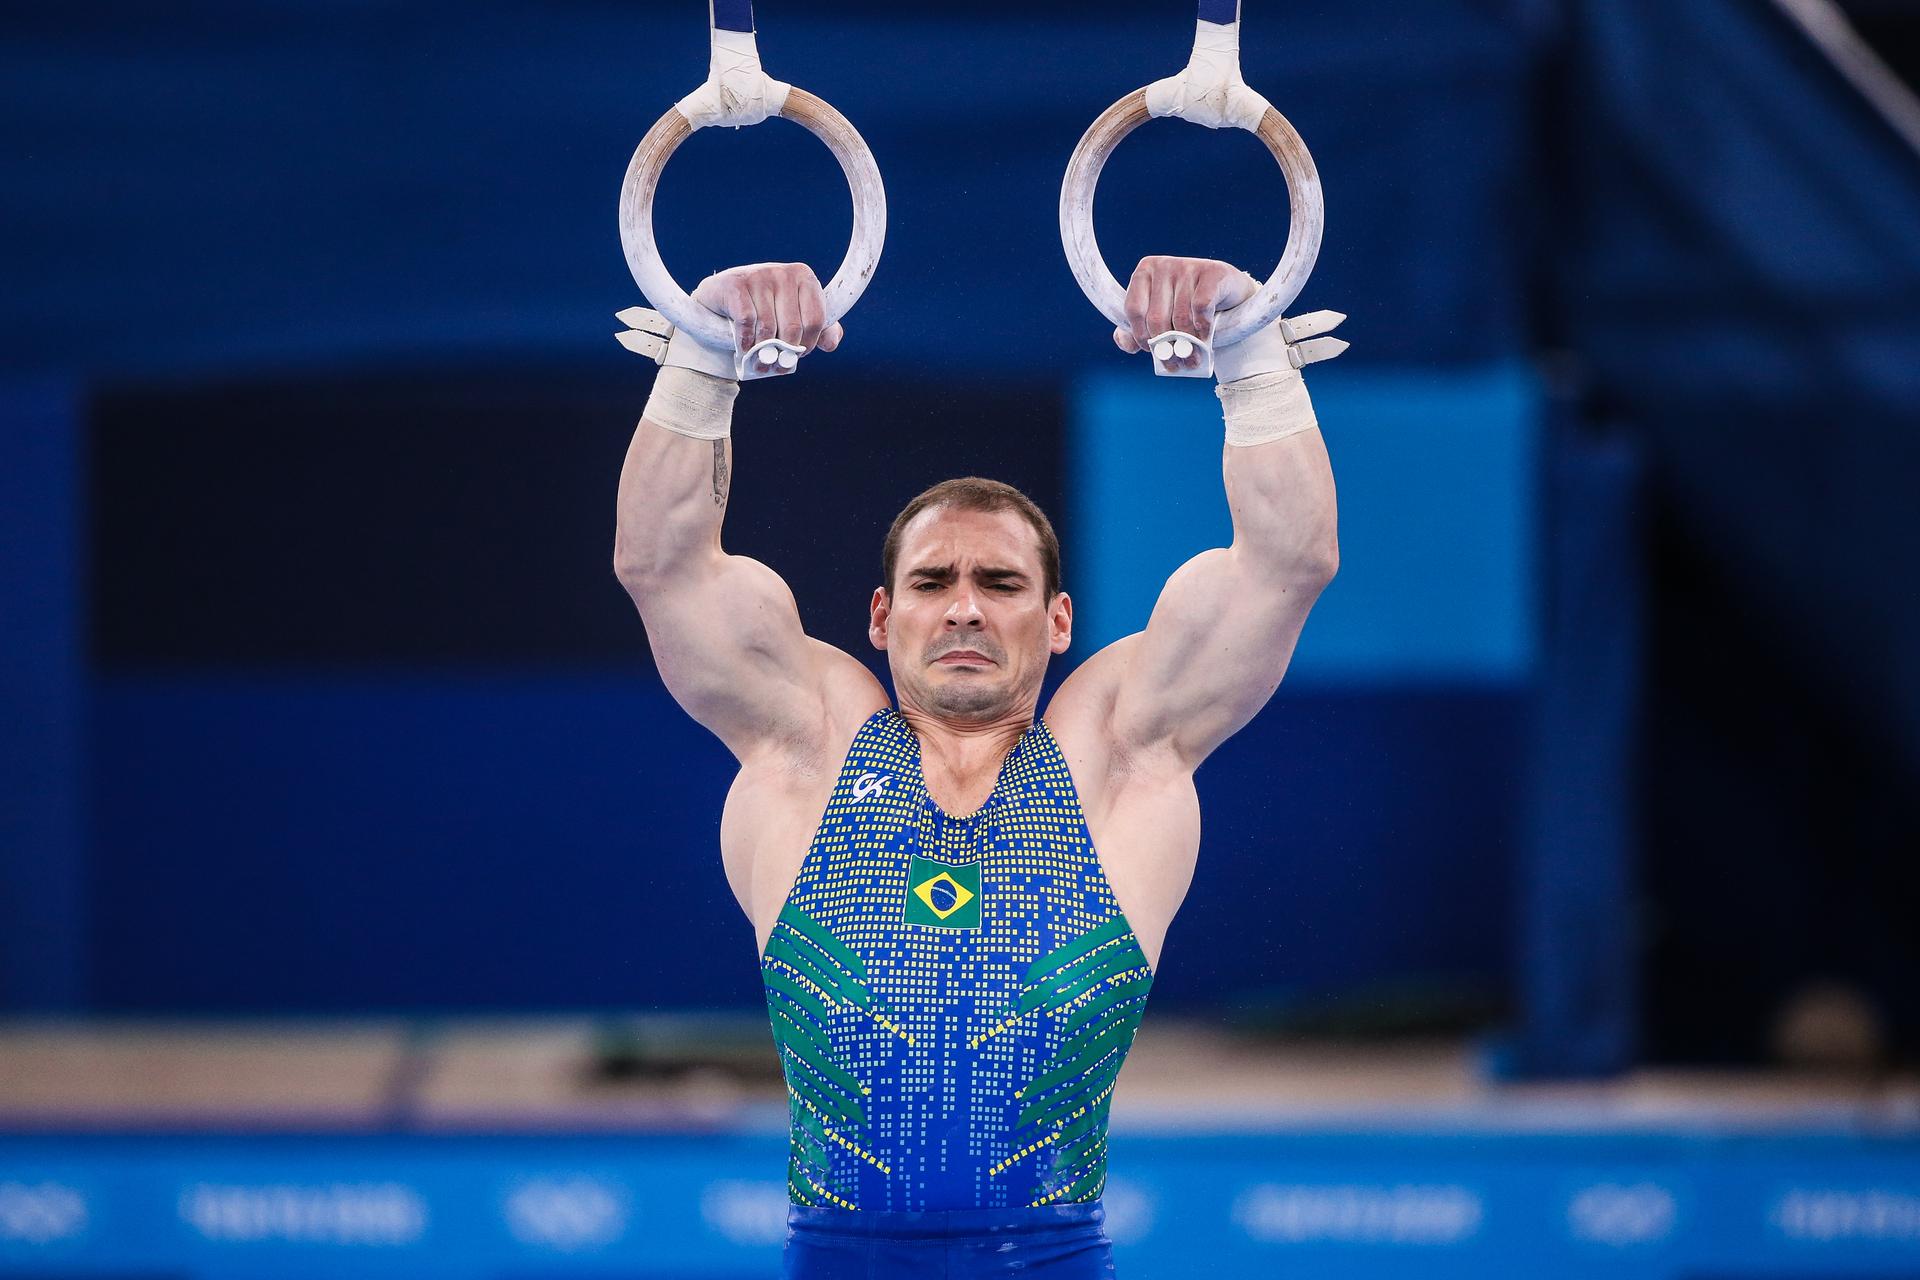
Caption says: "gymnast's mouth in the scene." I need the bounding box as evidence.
[932,649,995,666]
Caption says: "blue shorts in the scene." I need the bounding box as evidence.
[784,1201,1116,1279]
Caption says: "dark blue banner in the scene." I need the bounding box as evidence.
[2,1130,1917,1276]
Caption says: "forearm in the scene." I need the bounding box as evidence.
[1089,254,1345,766]
[611,408,837,754]
[611,394,734,593]
[613,258,844,594]
[1222,424,1340,582]
[1106,436,1333,764]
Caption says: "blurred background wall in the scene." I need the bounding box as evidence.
[3,0,1917,1070]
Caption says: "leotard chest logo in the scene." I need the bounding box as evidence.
[903,857,982,930]
[851,772,891,802]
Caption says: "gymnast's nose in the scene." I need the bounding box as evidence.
[944,588,985,628]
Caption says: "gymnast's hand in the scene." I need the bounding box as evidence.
[1113,256,1256,369]
[693,262,844,357]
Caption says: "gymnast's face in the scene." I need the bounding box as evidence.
[870,506,1072,724]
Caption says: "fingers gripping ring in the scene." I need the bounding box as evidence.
[1060,89,1323,352]
[617,90,885,357]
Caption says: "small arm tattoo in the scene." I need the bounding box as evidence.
[711,439,730,506]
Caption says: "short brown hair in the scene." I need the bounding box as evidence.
[881,477,1062,601]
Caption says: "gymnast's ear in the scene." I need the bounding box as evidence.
[1049,592,1073,655]
[868,586,892,650]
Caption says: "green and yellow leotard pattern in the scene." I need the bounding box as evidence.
[761,709,1155,1212]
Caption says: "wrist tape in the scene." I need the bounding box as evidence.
[1216,367,1319,447]
[643,365,739,441]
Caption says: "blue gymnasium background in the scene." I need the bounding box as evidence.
[3,0,1920,1275]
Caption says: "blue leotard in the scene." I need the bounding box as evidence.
[760,708,1154,1218]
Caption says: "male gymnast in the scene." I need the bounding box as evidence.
[613,256,1339,1277]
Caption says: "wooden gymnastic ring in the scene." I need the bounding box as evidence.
[619,87,886,353]
[1059,88,1323,348]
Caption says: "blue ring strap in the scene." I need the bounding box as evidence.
[711,0,754,34]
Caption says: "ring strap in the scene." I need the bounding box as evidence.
[710,0,754,32]
[1145,0,1272,131]
[676,0,791,130]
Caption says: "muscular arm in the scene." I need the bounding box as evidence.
[1108,432,1338,768]
[1056,257,1339,772]
[612,264,882,764]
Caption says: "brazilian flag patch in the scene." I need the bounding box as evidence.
[903,854,982,931]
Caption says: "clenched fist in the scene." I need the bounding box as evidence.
[694,262,844,356]
[1113,256,1257,370]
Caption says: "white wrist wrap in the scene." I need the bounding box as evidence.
[643,365,739,440]
[1217,368,1318,447]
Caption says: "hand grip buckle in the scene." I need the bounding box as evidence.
[1146,330,1214,379]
